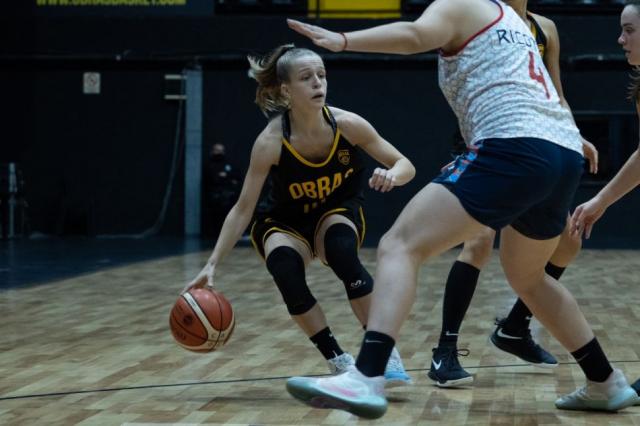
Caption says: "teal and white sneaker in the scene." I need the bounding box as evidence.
[327,352,355,375]
[384,347,413,387]
[555,369,639,412]
[287,365,387,419]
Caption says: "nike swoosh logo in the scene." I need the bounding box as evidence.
[445,331,459,336]
[575,353,589,363]
[432,359,442,370]
[364,339,384,344]
[496,329,523,340]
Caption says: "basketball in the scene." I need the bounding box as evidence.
[169,287,235,352]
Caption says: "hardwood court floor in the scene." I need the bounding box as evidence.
[2,246,640,425]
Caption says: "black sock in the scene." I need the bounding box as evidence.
[503,298,532,333]
[309,327,343,360]
[571,338,613,382]
[504,262,567,333]
[356,331,395,377]
[439,261,480,346]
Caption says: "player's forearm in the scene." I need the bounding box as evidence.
[390,158,416,186]
[208,204,253,266]
[597,148,640,207]
[344,21,425,55]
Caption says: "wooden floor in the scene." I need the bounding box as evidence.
[2,246,640,425]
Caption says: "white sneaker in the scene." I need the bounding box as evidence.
[384,347,413,387]
[286,365,387,419]
[555,369,640,411]
[327,352,355,375]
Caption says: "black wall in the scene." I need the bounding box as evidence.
[3,11,639,247]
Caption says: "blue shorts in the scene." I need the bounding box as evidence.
[433,137,584,239]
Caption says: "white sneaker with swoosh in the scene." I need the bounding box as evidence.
[286,365,387,419]
[556,369,639,411]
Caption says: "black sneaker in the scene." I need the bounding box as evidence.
[427,346,474,387]
[490,318,558,368]
[631,377,640,405]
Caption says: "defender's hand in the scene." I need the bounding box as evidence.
[287,19,346,52]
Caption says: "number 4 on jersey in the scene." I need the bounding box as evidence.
[528,51,550,99]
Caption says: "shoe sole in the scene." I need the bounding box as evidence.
[427,372,474,388]
[490,337,558,369]
[384,377,414,389]
[286,380,387,419]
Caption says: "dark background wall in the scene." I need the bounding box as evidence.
[2,5,639,247]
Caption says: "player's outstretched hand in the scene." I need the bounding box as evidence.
[287,19,346,52]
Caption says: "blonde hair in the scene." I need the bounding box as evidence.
[625,1,640,101]
[247,44,321,114]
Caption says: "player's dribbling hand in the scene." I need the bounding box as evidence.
[182,262,215,294]
[287,19,346,52]
[570,197,607,239]
[369,167,397,192]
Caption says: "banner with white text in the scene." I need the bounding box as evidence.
[35,0,213,16]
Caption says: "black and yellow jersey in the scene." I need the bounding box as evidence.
[265,106,366,218]
[527,13,548,59]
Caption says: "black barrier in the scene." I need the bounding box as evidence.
[0,163,28,239]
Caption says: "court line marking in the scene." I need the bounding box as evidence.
[2,359,639,401]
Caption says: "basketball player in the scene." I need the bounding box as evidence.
[286,0,638,418]
[183,44,415,386]
[428,0,600,387]
[570,0,640,398]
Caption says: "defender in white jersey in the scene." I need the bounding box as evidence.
[287,0,638,418]
[438,5,581,151]
[429,0,602,387]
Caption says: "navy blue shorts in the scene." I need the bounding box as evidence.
[433,137,584,239]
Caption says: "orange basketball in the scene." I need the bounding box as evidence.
[169,287,235,352]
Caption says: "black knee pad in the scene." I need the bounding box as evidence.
[324,223,373,299]
[265,246,316,315]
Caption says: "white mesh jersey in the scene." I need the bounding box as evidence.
[438,0,583,155]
